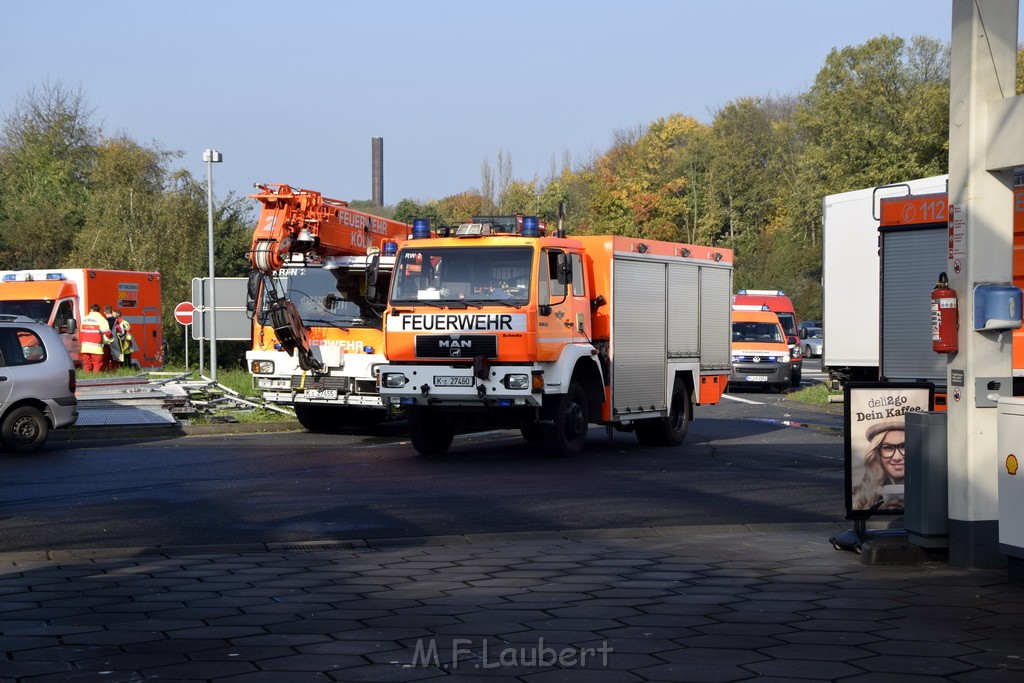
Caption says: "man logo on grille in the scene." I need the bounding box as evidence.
[439,338,472,357]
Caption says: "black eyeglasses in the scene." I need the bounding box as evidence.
[879,443,905,458]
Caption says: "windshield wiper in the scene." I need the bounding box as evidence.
[471,299,522,309]
[417,300,469,309]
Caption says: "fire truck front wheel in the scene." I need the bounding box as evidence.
[542,381,589,457]
[520,424,545,444]
[295,404,339,433]
[407,407,455,457]
[634,380,691,447]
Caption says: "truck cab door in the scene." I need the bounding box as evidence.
[52,298,78,364]
[537,250,589,359]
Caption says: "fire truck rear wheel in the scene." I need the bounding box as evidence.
[407,407,455,457]
[542,381,589,457]
[635,380,691,447]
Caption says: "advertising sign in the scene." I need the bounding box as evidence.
[844,382,934,519]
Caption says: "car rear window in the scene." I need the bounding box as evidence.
[0,328,47,366]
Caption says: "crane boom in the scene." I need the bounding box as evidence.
[249,183,410,272]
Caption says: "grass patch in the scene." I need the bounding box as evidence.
[788,383,842,404]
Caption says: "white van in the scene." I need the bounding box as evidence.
[0,315,78,453]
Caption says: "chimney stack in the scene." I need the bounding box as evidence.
[371,137,384,206]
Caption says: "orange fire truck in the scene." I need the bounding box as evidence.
[0,268,163,368]
[378,217,734,457]
[246,183,411,431]
[869,185,1024,401]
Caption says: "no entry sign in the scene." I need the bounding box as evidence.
[174,301,195,325]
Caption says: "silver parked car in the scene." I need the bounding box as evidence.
[0,315,78,453]
[802,327,824,358]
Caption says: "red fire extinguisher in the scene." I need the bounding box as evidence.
[931,271,958,353]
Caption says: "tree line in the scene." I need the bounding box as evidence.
[0,35,987,366]
[390,35,957,322]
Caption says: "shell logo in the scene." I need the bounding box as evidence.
[1008,454,1019,476]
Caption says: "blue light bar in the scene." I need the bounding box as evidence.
[364,346,374,354]
[521,216,539,237]
[382,241,398,256]
[412,218,431,239]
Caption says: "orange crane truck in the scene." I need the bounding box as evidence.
[245,183,411,431]
[378,217,734,457]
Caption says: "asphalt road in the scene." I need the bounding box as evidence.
[0,377,845,554]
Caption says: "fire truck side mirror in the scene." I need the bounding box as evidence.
[246,270,262,317]
[556,254,572,286]
[365,254,380,301]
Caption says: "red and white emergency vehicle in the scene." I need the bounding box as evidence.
[732,289,802,387]
[0,269,163,368]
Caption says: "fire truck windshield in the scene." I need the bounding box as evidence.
[261,266,378,329]
[0,299,54,324]
[391,246,533,305]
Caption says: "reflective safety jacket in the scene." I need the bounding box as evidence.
[80,310,112,354]
[117,319,133,355]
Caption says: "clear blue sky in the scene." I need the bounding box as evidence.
[0,1,1001,207]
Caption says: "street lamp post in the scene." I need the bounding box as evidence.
[203,149,222,382]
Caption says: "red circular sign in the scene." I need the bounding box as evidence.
[174,301,195,325]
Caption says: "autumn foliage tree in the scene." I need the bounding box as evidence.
[0,81,253,366]
[1,33,962,333]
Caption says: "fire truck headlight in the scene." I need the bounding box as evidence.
[382,372,408,388]
[502,374,530,390]
[250,360,274,374]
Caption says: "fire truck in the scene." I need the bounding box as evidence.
[245,184,411,431]
[378,217,734,457]
[822,176,949,387]
[822,175,1024,398]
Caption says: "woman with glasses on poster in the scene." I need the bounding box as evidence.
[852,419,906,511]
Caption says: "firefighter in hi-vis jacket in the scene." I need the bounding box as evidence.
[79,303,113,373]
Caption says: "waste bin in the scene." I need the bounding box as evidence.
[905,410,949,548]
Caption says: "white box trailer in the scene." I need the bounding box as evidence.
[821,175,948,387]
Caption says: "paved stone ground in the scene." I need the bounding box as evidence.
[0,523,1021,682]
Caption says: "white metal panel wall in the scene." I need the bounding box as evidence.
[667,264,699,357]
[880,227,947,385]
[612,259,667,414]
[700,266,733,370]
